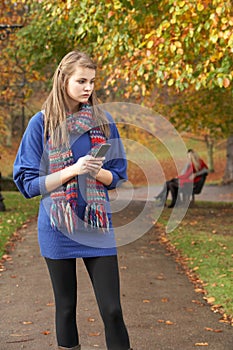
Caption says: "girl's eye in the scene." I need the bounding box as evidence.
[77,80,95,84]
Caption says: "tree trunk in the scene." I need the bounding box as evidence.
[204,135,214,173]
[223,135,233,184]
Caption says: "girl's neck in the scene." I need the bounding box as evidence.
[67,102,81,114]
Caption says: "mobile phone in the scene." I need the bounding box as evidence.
[93,143,111,158]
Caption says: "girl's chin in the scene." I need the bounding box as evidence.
[79,97,89,103]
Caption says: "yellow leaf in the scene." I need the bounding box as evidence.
[216,7,222,16]
[147,40,154,49]
[170,43,177,53]
[197,4,204,11]
[195,343,208,346]
[168,79,174,86]
[178,1,185,8]
[193,266,199,271]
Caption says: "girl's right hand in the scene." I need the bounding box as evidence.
[73,155,92,175]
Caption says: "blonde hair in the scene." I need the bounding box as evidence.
[188,149,202,171]
[43,51,109,146]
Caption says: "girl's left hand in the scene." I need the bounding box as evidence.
[86,156,105,178]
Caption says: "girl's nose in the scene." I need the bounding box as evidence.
[84,83,92,91]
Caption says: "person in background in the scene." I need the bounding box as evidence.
[14,51,132,350]
[155,149,208,208]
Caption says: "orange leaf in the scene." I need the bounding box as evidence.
[161,298,169,303]
[205,296,215,304]
[223,78,230,88]
[205,327,222,333]
[195,343,208,346]
[165,320,174,325]
[157,319,165,323]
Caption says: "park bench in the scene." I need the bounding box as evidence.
[180,173,208,204]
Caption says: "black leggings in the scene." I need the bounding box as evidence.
[45,255,130,350]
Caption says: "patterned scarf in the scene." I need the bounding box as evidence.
[48,104,109,234]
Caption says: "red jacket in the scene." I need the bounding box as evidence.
[178,159,208,187]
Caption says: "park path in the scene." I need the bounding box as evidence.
[0,185,232,350]
[112,183,233,203]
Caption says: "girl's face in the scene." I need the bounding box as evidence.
[66,64,96,112]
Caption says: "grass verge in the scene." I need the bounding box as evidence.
[0,191,40,259]
[158,202,233,325]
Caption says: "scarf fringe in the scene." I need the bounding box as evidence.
[50,200,78,234]
[84,203,109,232]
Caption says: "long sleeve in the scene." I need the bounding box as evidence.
[13,112,47,198]
[102,115,127,190]
[194,159,208,182]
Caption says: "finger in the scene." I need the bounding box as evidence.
[86,161,103,168]
[86,164,101,172]
[88,156,105,162]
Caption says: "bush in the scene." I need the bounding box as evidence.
[1,177,18,191]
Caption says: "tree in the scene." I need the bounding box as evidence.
[159,87,233,172]
[13,0,233,182]
[0,0,43,144]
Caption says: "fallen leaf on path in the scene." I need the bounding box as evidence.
[89,332,101,337]
[41,330,51,335]
[195,342,208,346]
[157,319,174,325]
[143,299,150,303]
[88,317,95,322]
[46,302,54,306]
[184,307,194,312]
[161,298,169,303]
[165,320,174,325]
[204,327,222,333]
[155,274,165,280]
[2,254,12,261]
[192,299,204,306]
[22,321,33,325]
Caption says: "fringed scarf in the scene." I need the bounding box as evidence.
[48,104,109,234]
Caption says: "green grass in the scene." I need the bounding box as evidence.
[159,202,233,319]
[0,191,40,259]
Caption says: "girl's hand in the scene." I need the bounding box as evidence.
[86,156,105,178]
[73,155,104,177]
